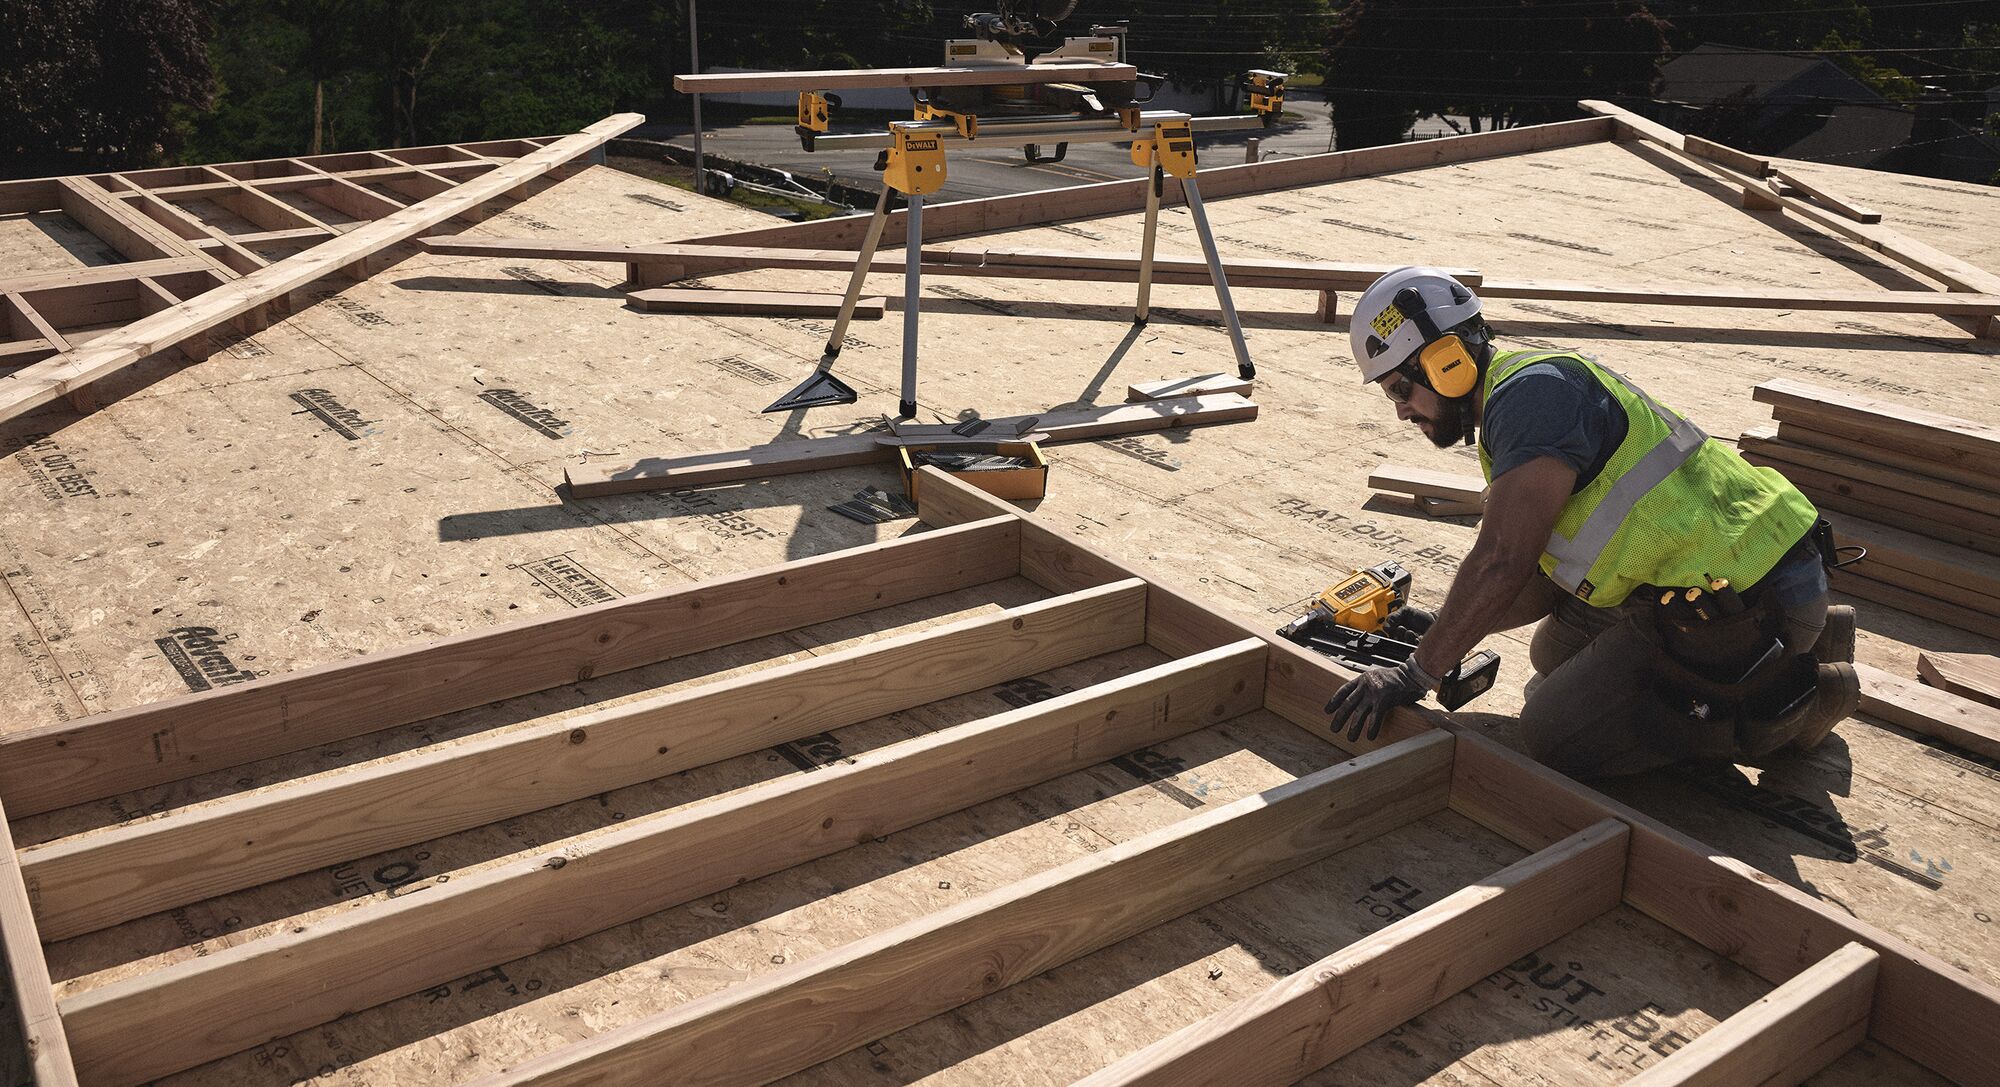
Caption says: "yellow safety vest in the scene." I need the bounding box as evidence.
[1478,350,1818,607]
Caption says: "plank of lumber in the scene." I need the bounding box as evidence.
[1074,818,1628,1087]
[626,287,885,319]
[1744,454,2000,557]
[1755,379,2000,462]
[0,795,80,1086]
[417,237,2000,318]
[1771,169,1881,223]
[1125,372,1253,402]
[1917,651,2000,710]
[59,641,1269,1087]
[472,731,1457,1087]
[1739,426,2000,518]
[22,579,1148,941]
[1626,942,1877,1087]
[674,61,1137,93]
[0,256,211,297]
[1444,727,2000,1087]
[1845,556,2000,620]
[1583,100,2000,306]
[1366,464,1485,505]
[1858,661,2000,760]
[0,515,1018,817]
[52,177,202,264]
[1775,418,1999,493]
[1418,494,1485,518]
[1770,407,2000,481]
[0,113,641,426]
[1684,133,1771,177]
[563,393,1259,498]
[907,467,1446,752]
[1833,567,2000,639]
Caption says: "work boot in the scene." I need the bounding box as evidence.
[1812,605,1857,664]
[1790,662,1859,751]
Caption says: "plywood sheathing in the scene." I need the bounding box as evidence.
[0,133,1995,1083]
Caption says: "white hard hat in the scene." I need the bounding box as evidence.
[1349,267,1483,383]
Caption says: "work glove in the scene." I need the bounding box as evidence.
[1325,657,1436,743]
[1382,605,1437,641]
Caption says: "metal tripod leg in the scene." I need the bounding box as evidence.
[898,193,923,419]
[763,185,892,413]
[1181,177,1255,380]
[1134,163,1163,324]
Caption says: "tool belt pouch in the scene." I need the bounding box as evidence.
[1647,604,1813,724]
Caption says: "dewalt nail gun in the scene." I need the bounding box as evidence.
[1275,561,1500,710]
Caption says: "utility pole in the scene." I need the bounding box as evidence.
[689,0,705,195]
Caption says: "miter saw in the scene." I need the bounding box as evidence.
[1277,562,1501,711]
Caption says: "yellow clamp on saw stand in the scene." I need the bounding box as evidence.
[882,122,948,196]
[1129,116,1196,178]
[1275,561,1501,711]
[1245,69,1287,123]
[796,90,837,135]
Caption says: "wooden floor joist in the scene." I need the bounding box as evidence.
[0,514,1019,816]
[1073,818,1629,1087]
[1856,662,2000,762]
[1918,651,2000,710]
[3,468,1999,1085]
[481,731,1456,1087]
[22,579,1150,941]
[562,392,1259,498]
[625,286,886,319]
[1626,942,1879,1087]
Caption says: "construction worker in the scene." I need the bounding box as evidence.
[1326,267,1858,778]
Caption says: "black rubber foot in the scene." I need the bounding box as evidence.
[763,370,859,413]
[1237,363,1256,380]
[897,399,918,420]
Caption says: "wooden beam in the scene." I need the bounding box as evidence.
[0,295,69,354]
[59,640,1270,1087]
[1770,169,1881,223]
[0,514,1018,817]
[563,393,1259,498]
[1740,427,2000,519]
[674,61,1137,93]
[1773,418,1997,493]
[1125,373,1254,402]
[0,113,642,426]
[1444,728,2000,1087]
[0,795,80,1086]
[1833,566,2000,639]
[1917,651,2000,710]
[1684,133,1771,178]
[471,731,1457,1087]
[53,177,187,263]
[0,257,210,296]
[625,287,885,319]
[1074,818,1630,1087]
[1754,379,2000,465]
[1366,465,1485,505]
[24,579,1149,940]
[1855,662,2000,761]
[1744,454,2000,557]
[1625,943,1878,1087]
[908,467,1445,753]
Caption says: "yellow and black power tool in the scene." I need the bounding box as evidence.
[1276,561,1500,710]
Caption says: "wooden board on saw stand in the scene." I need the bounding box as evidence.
[1125,373,1254,402]
[562,393,1260,498]
[625,287,885,319]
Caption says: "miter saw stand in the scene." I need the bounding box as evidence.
[764,71,1286,418]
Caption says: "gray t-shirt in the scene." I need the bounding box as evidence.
[1481,357,1626,492]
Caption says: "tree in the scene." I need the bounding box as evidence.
[1124,0,1330,110]
[1,0,214,175]
[1322,0,1667,149]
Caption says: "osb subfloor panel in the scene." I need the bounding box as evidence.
[0,140,1993,1082]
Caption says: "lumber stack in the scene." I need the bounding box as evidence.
[1741,379,2000,637]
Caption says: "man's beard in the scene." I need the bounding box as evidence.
[1422,395,1475,448]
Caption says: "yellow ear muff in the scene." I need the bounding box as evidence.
[1418,335,1478,398]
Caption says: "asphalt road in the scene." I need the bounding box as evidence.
[632,90,1357,205]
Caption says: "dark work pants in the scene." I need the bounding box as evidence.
[1517,578,1829,780]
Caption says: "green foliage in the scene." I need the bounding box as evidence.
[2,0,215,173]
[1322,0,1669,148]
[1816,29,1920,101]
[1122,0,1331,103]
